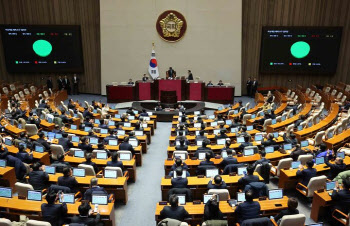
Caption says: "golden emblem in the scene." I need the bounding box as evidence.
[159,13,183,38]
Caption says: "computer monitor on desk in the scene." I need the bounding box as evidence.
[268,189,283,200]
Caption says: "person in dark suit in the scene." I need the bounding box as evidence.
[67,99,76,110]
[187,70,193,81]
[171,167,188,188]
[103,130,117,144]
[37,132,51,151]
[216,130,228,139]
[199,152,214,166]
[0,142,9,159]
[83,178,108,202]
[70,202,102,226]
[41,191,68,226]
[58,133,73,152]
[203,195,224,221]
[251,78,258,98]
[63,75,71,95]
[29,162,49,190]
[208,175,227,189]
[238,165,259,188]
[235,189,261,224]
[167,67,175,79]
[283,132,298,146]
[16,143,33,164]
[128,79,134,85]
[217,80,224,86]
[246,77,252,97]
[160,194,190,221]
[296,160,317,187]
[207,80,214,86]
[107,152,125,172]
[331,178,350,214]
[72,74,80,95]
[142,74,148,82]
[57,76,64,90]
[290,144,306,161]
[239,135,253,152]
[82,153,98,174]
[78,137,93,152]
[220,149,238,168]
[273,197,299,223]
[170,158,189,171]
[261,133,276,146]
[139,109,149,117]
[47,76,53,90]
[58,167,78,193]
[51,154,71,173]
[253,151,270,168]
[83,107,93,118]
[119,137,135,156]
[230,118,242,129]
[175,138,188,150]
[195,139,215,159]
[195,130,207,142]
[325,150,346,180]
[6,155,26,180]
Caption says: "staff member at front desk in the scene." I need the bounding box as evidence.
[142,74,148,81]
[207,80,214,86]
[217,80,224,86]
[128,79,134,85]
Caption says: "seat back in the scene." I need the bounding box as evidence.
[297,154,313,165]
[331,89,337,96]
[15,182,34,198]
[25,124,38,136]
[276,116,282,123]
[290,92,295,98]
[117,150,132,160]
[77,112,84,123]
[19,91,25,98]
[50,144,65,160]
[242,114,251,125]
[276,158,292,176]
[0,218,12,226]
[280,214,306,226]
[309,90,315,98]
[26,220,52,226]
[306,175,327,197]
[202,220,227,226]
[305,88,311,95]
[286,124,295,137]
[245,102,250,110]
[324,87,331,93]
[105,166,123,177]
[9,84,15,91]
[286,89,291,96]
[314,131,325,146]
[337,92,343,99]
[48,184,71,194]
[168,188,192,202]
[263,119,272,131]
[78,164,95,176]
[69,109,74,117]
[2,87,9,95]
[208,189,229,201]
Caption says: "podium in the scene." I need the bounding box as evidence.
[186,81,205,101]
[154,79,186,101]
[135,81,154,100]
[160,91,177,104]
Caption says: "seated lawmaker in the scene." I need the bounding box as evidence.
[78,136,93,152]
[170,158,188,171]
[107,152,125,172]
[171,167,188,188]
[29,162,49,190]
[128,79,134,85]
[199,152,214,166]
[283,132,298,146]
[41,191,68,226]
[6,155,26,180]
[235,189,261,224]
[273,197,299,224]
[82,153,98,174]
[253,151,270,168]
[58,167,78,193]
[220,149,237,168]
[290,144,307,161]
[331,178,350,215]
[58,133,73,152]
[0,141,9,159]
[83,178,108,202]
[175,137,188,150]
[51,154,71,173]
[217,80,224,86]
[160,194,190,221]
[70,202,102,226]
[296,160,316,187]
[208,175,227,189]
[216,130,228,139]
[195,130,207,141]
[261,133,276,146]
[16,143,33,164]
[325,150,346,180]
[195,139,215,159]
[37,132,51,151]
[238,165,259,188]
[203,195,225,222]
[119,137,135,156]
[167,67,176,79]
[230,118,242,128]
[238,135,253,152]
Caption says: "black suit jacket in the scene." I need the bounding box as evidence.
[296,168,317,186]
[58,138,73,152]
[119,142,135,156]
[199,160,214,166]
[78,143,93,152]
[37,138,51,151]
[29,170,49,190]
[70,214,101,226]
[41,203,67,226]
[171,177,188,188]
[106,161,125,172]
[72,77,80,85]
[238,175,260,187]
[332,189,350,213]
[160,206,189,221]
[220,156,238,168]
[82,160,98,174]
[57,79,63,89]
[47,79,53,89]
[188,73,193,80]
[63,78,70,87]
[325,156,346,179]
[207,180,227,189]
[58,176,79,192]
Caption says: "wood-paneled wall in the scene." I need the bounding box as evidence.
[0,0,101,94]
[242,0,350,94]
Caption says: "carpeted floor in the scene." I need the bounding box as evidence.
[64,94,324,226]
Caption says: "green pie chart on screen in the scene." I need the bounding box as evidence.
[33,40,52,57]
[290,41,310,58]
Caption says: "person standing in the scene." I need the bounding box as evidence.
[47,76,53,90]
[251,78,258,98]
[57,76,63,90]
[187,70,193,81]
[72,74,80,95]
[63,75,71,95]
[246,77,252,97]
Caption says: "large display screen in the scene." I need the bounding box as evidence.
[0,25,84,73]
[260,27,342,74]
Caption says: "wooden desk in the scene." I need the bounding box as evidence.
[325,129,350,149]
[0,197,115,226]
[0,167,16,189]
[155,197,288,225]
[48,173,128,204]
[214,103,239,116]
[40,120,55,131]
[64,155,137,182]
[5,145,50,165]
[310,191,332,222]
[160,173,262,201]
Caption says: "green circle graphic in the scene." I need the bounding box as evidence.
[33,40,52,57]
[290,41,310,59]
